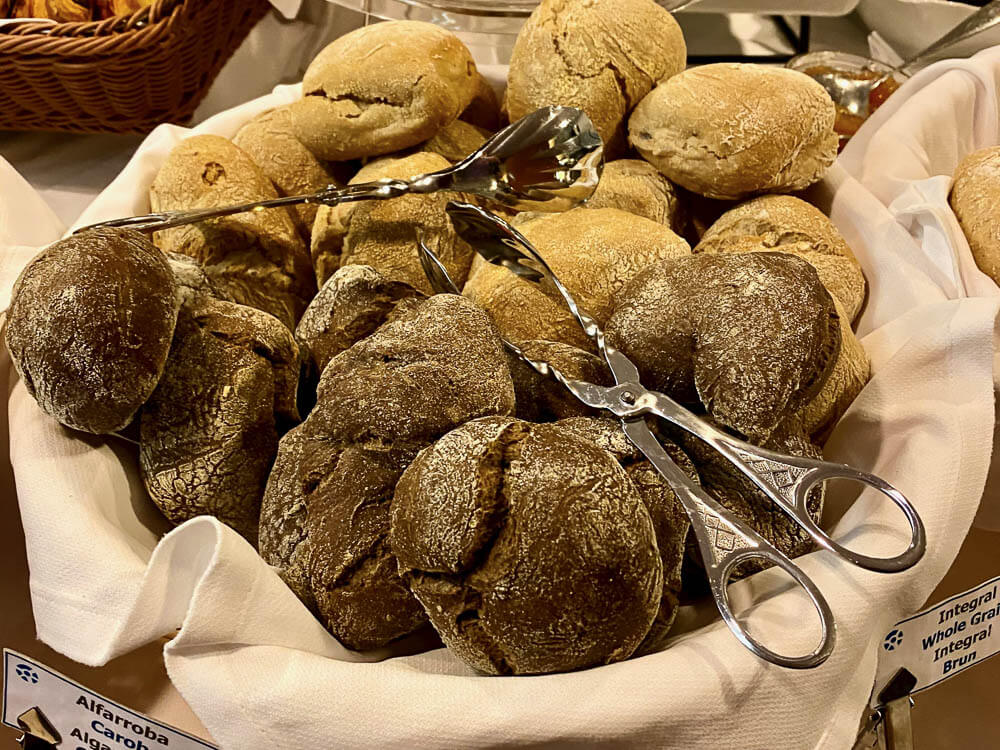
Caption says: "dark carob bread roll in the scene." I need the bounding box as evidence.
[140,293,300,544]
[294,264,425,384]
[6,228,179,434]
[508,339,612,422]
[557,416,692,656]
[391,416,663,675]
[260,294,516,650]
[606,252,841,444]
[149,134,317,330]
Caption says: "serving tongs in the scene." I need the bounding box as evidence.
[75,106,604,235]
[418,201,927,670]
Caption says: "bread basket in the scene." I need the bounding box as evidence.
[0,0,272,134]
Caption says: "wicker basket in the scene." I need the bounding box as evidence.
[0,0,272,134]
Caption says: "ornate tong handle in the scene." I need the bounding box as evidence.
[621,419,836,669]
[614,388,927,574]
[74,178,418,234]
[712,433,926,573]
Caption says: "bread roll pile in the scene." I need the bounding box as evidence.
[6,0,874,676]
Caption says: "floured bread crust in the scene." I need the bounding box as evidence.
[140,294,300,544]
[6,228,179,434]
[606,252,840,443]
[290,21,479,161]
[696,194,866,321]
[505,0,686,154]
[629,64,838,200]
[259,294,515,650]
[391,416,662,674]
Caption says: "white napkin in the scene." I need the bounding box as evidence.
[838,46,1000,531]
[4,51,1000,749]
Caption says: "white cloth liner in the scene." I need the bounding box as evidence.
[3,49,1000,749]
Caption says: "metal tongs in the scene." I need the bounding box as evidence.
[75,106,604,235]
[418,201,927,670]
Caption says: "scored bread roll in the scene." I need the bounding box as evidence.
[606,252,840,443]
[260,294,515,650]
[505,0,686,154]
[629,64,838,200]
[295,264,425,385]
[391,416,662,675]
[150,134,316,330]
[695,195,866,321]
[463,207,691,350]
[951,146,1000,285]
[232,106,348,240]
[556,416,691,656]
[290,21,479,161]
[140,293,300,544]
[311,151,475,291]
[6,228,179,434]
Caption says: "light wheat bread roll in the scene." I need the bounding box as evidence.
[463,207,690,350]
[6,228,179,434]
[422,119,490,163]
[514,159,685,232]
[505,0,686,155]
[695,195,866,321]
[311,151,475,291]
[290,21,479,161]
[150,135,316,330]
[629,64,838,200]
[233,106,348,239]
[260,294,515,650]
[951,146,1000,285]
[391,416,662,675]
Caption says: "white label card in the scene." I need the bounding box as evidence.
[2,649,216,750]
[876,575,1000,694]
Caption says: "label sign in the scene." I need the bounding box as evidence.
[877,575,1000,694]
[2,649,216,750]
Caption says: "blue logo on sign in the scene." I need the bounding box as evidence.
[883,629,904,651]
[15,664,38,684]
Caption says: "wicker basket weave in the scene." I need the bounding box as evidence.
[0,0,272,134]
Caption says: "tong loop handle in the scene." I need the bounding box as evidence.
[679,479,837,670]
[720,439,927,573]
[620,419,835,669]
